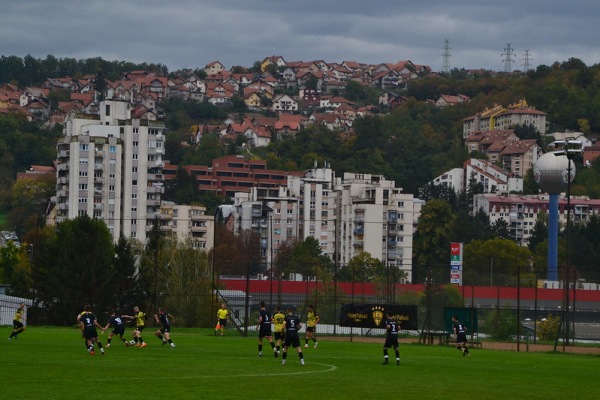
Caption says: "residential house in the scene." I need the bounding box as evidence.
[435,94,470,107]
[271,94,298,114]
[205,61,226,76]
[274,114,307,139]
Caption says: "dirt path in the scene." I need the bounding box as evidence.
[322,336,600,355]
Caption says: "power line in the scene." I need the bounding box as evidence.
[521,50,533,72]
[441,38,451,74]
[501,43,516,73]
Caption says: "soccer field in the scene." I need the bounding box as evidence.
[2,327,598,400]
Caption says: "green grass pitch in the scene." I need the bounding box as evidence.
[2,326,599,399]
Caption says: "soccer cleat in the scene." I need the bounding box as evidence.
[274,350,278,358]
[140,342,147,348]
[462,348,466,357]
[258,352,263,357]
[300,359,305,366]
[106,343,111,348]
[382,359,389,365]
[101,349,105,355]
[281,360,286,366]
[170,343,176,348]
[396,359,400,365]
[314,342,318,348]
[304,344,309,348]
[162,340,167,345]
[467,352,471,358]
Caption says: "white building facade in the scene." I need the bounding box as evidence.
[55,100,165,243]
[231,167,420,282]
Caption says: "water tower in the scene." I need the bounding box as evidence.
[533,146,577,281]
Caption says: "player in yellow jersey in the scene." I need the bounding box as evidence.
[124,306,147,347]
[304,304,319,348]
[272,305,286,357]
[8,303,26,340]
[216,303,229,336]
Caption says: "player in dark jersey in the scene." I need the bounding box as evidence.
[9,302,26,340]
[382,311,400,365]
[79,304,106,356]
[281,307,304,366]
[452,315,470,357]
[103,310,133,347]
[256,301,276,357]
[154,308,176,348]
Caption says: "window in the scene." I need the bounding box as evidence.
[79,171,88,177]
[132,193,137,199]
[79,158,88,165]
[109,145,116,153]
[80,144,89,151]
[132,180,138,186]
[109,185,115,191]
[105,104,110,116]
[78,198,87,203]
[132,167,138,173]
[132,141,139,147]
[133,128,139,134]
[132,153,138,160]
[78,184,88,190]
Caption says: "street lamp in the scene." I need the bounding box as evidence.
[552,138,582,347]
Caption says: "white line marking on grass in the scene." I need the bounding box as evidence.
[80,362,338,381]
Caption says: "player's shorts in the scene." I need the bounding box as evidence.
[135,326,145,333]
[83,328,98,341]
[274,331,285,341]
[284,333,301,348]
[384,335,399,349]
[219,318,227,327]
[111,326,125,336]
[259,326,272,338]
[160,326,171,334]
[13,320,24,330]
[456,333,467,343]
[306,326,316,333]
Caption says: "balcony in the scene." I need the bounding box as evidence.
[353,240,364,248]
[387,240,397,248]
[353,228,364,235]
[94,164,103,171]
[93,203,103,210]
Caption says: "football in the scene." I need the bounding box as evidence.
[129,340,135,345]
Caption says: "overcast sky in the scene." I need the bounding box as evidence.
[3,1,600,73]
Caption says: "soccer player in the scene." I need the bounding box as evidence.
[154,308,176,348]
[216,303,229,336]
[382,311,400,365]
[256,301,276,357]
[8,302,26,340]
[452,315,471,358]
[125,306,147,347]
[79,304,106,356]
[272,305,286,357]
[304,304,319,348]
[103,310,132,347]
[281,307,304,366]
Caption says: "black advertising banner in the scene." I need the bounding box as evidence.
[339,303,418,330]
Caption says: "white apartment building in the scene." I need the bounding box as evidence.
[430,158,523,196]
[55,100,165,243]
[474,193,600,246]
[463,99,547,139]
[231,167,420,282]
[159,202,214,250]
[337,172,418,282]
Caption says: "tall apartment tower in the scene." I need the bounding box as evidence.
[55,100,165,242]
[337,173,417,283]
[231,167,419,282]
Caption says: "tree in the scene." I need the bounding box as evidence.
[285,237,333,279]
[413,199,455,283]
[32,216,118,325]
[463,238,532,286]
[0,241,32,296]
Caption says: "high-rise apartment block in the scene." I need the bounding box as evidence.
[232,166,421,282]
[55,100,165,242]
